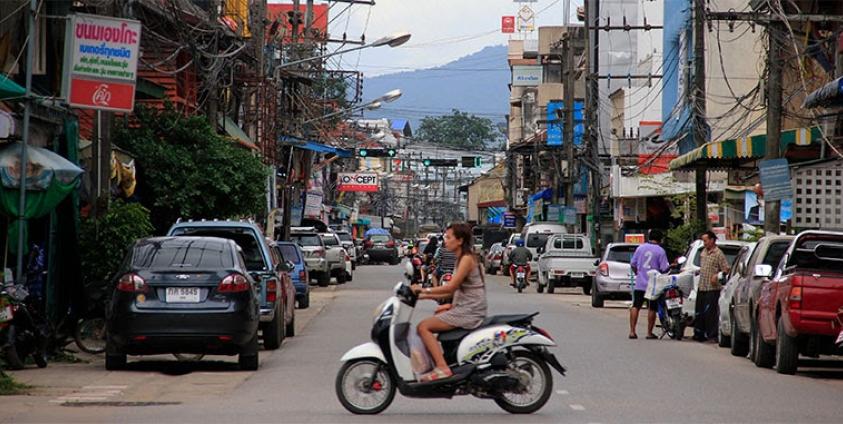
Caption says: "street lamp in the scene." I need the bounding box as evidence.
[275,32,412,71]
[302,89,402,124]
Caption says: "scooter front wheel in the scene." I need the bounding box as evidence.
[336,359,395,415]
[494,351,553,414]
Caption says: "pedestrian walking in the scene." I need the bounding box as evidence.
[694,230,730,342]
[628,230,670,339]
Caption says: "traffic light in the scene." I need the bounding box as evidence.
[461,156,482,168]
[357,148,396,158]
[422,158,458,167]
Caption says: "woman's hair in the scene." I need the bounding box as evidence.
[446,222,474,258]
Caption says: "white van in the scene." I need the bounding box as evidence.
[520,222,568,277]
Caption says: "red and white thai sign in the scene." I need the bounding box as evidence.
[337,173,379,193]
[502,16,515,33]
[62,14,141,112]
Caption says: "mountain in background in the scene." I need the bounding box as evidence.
[361,44,510,132]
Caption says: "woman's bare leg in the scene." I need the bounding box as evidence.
[417,316,455,370]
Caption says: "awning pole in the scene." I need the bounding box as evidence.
[16,0,37,282]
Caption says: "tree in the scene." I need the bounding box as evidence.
[416,109,495,149]
[114,106,269,233]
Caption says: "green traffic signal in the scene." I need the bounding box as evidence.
[423,159,431,167]
[387,149,396,157]
[358,149,368,157]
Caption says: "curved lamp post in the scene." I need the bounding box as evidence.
[276,32,411,71]
[303,89,402,124]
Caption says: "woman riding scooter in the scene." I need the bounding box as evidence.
[411,223,486,382]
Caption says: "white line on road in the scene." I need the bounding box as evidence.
[570,404,586,411]
[556,389,569,395]
[82,385,128,389]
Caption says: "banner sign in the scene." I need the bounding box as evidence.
[62,14,141,112]
[512,65,542,86]
[502,16,515,33]
[304,191,323,218]
[759,159,793,202]
[624,234,645,244]
[547,101,562,146]
[503,213,517,228]
[337,172,379,192]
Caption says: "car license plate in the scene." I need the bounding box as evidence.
[572,273,585,279]
[166,287,200,303]
[517,272,525,278]
[0,306,12,323]
[666,298,681,309]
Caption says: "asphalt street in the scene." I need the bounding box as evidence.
[3,263,843,423]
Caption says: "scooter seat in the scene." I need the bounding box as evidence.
[438,313,539,343]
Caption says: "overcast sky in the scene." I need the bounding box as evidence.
[270,0,584,77]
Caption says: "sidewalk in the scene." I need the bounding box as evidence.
[1,285,338,409]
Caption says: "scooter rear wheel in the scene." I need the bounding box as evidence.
[336,359,395,415]
[494,351,553,414]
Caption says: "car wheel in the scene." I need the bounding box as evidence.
[582,281,592,296]
[285,309,296,337]
[336,272,347,285]
[775,318,798,375]
[591,281,604,308]
[105,338,127,370]
[730,310,749,356]
[502,265,510,277]
[239,333,259,371]
[262,304,284,350]
[298,293,310,309]
[546,278,555,294]
[752,315,775,368]
[318,272,330,287]
[390,257,400,266]
[351,262,357,271]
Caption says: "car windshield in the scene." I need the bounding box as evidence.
[292,234,322,247]
[277,245,302,264]
[606,245,637,263]
[693,245,744,267]
[322,236,339,246]
[169,228,265,270]
[337,233,353,242]
[370,235,391,243]
[527,233,552,248]
[132,238,234,270]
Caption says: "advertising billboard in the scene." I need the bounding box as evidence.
[62,14,141,112]
[502,16,515,33]
[512,65,542,86]
[337,173,379,192]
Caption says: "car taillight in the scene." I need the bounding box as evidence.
[117,273,148,293]
[266,280,277,303]
[598,262,609,277]
[218,273,250,293]
[788,286,802,310]
[299,270,307,281]
[364,240,373,248]
[345,253,351,261]
[386,240,395,248]
[494,254,501,260]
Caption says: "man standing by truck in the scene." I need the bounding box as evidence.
[695,231,730,342]
[508,239,533,287]
[629,230,670,339]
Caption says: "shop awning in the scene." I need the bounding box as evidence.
[219,116,258,151]
[0,75,25,101]
[669,127,821,171]
[804,77,843,109]
[278,136,353,158]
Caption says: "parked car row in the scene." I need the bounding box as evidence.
[717,231,843,375]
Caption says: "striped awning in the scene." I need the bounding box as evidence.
[669,127,821,171]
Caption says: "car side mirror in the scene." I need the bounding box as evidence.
[537,246,545,254]
[593,259,600,266]
[754,264,773,279]
[677,256,687,266]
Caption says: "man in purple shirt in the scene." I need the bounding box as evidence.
[628,229,670,339]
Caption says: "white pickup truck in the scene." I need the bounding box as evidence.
[536,234,599,295]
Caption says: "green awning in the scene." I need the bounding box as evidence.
[669,127,821,171]
[218,116,258,150]
[135,78,167,100]
[0,75,26,101]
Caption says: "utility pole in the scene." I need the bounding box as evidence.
[586,0,601,250]
[764,22,783,234]
[693,0,708,229]
[207,0,219,126]
[15,0,36,281]
[563,32,575,212]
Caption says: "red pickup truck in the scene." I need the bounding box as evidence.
[755,231,843,375]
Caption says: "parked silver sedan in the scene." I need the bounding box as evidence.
[591,243,639,308]
[717,243,757,348]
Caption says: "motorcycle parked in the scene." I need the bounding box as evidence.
[646,271,688,340]
[336,282,566,415]
[0,284,50,369]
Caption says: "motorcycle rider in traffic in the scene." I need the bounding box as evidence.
[508,239,532,288]
[412,223,486,382]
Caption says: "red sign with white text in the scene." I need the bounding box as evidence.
[502,16,515,33]
[337,173,379,192]
[69,77,136,112]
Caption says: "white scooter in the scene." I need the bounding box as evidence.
[336,282,566,415]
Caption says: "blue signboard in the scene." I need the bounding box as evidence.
[503,213,516,228]
[486,207,505,225]
[547,101,563,146]
[759,159,793,202]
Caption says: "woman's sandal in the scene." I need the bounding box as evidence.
[419,367,453,382]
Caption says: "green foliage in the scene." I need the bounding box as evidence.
[79,200,154,291]
[665,221,706,259]
[114,106,268,233]
[416,110,496,149]
[0,370,30,395]
[740,227,765,242]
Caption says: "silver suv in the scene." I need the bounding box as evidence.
[290,227,330,287]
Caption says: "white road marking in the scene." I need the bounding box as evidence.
[570,404,586,411]
[51,385,127,404]
[556,389,569,395]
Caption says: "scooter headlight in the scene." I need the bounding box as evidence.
[372,300,388,322]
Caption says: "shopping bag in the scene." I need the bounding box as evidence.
[409,328,433,379]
